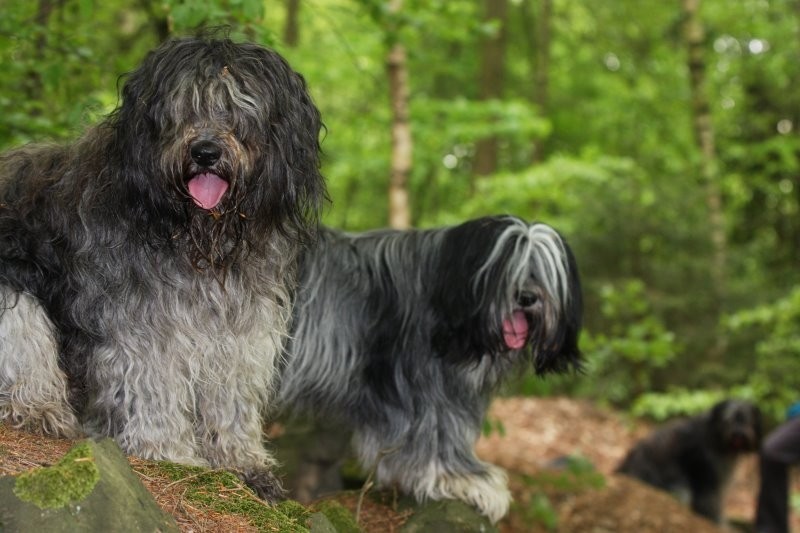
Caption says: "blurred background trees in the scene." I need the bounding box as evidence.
[2,0,798,423]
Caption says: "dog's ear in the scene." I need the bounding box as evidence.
[429,217,515,360]
[112,39,180,150]
[232,43,326,241]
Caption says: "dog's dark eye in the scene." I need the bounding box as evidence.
[517,291,538,307]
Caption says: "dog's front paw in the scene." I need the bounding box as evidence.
[403,461,512,523]
[432,465,511,523]
[238,467,286,503]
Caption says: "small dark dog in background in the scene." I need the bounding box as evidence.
[616,399,762,523]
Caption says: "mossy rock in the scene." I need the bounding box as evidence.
[307,511,339,533]
[0,438,177,532]
[314,500,360,533]
[13,441,100,509]
[398,498,496,533]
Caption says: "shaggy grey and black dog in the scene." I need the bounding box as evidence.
[279,216,582,522]
[0,34,324,498]
[617,399,762,523]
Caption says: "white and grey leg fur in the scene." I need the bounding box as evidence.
[355,418,512,524]
[195,327,287,501]
[83,293,287,501]
[0,287,81,437]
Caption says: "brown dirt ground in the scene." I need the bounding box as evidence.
[1,397,798,532]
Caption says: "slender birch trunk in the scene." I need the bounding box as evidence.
[386,0,412,229]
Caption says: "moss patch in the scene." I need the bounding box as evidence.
[13,442,100,509]
[278,499,313,523]
[146,462,311,532]
[314,500,360,533]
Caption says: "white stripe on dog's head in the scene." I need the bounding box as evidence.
[474,217,572,314]
[528,223,571,307]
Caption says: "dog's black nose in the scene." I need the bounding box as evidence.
[190,140,222,167]
[517,290,538,307]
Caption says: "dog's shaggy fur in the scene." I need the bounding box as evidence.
[0,34,325,498]
[279,215,582,522]
[616,399,763,522]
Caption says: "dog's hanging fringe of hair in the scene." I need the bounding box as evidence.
[474,217,572,315]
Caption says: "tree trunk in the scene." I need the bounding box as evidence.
[284,0,300,47]
[386,0,412,229]
[524,0,551,163]
[473,0,509,178]
[25,0,55,108]
[683,0,728,354]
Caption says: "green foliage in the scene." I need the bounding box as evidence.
[165,0,275,43]
[13,442,100,509]
[456,153,635,229]
[520,456,605,492]
[0,3,156,147]
[481,417,507,438]
[516,493,558,532]
[581,280,679,405]
[411,97,550,191]
[724,286,800,421]
[631,388,727,421]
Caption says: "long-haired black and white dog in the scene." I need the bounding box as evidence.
[279,216,582,521]
[0,34,324,498]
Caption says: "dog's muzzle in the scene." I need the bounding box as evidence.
[187,140,228,210]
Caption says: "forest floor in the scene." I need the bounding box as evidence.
[1,396,798,532]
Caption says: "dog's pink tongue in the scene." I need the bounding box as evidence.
[503,310,528,350]
[188,173,228,209]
